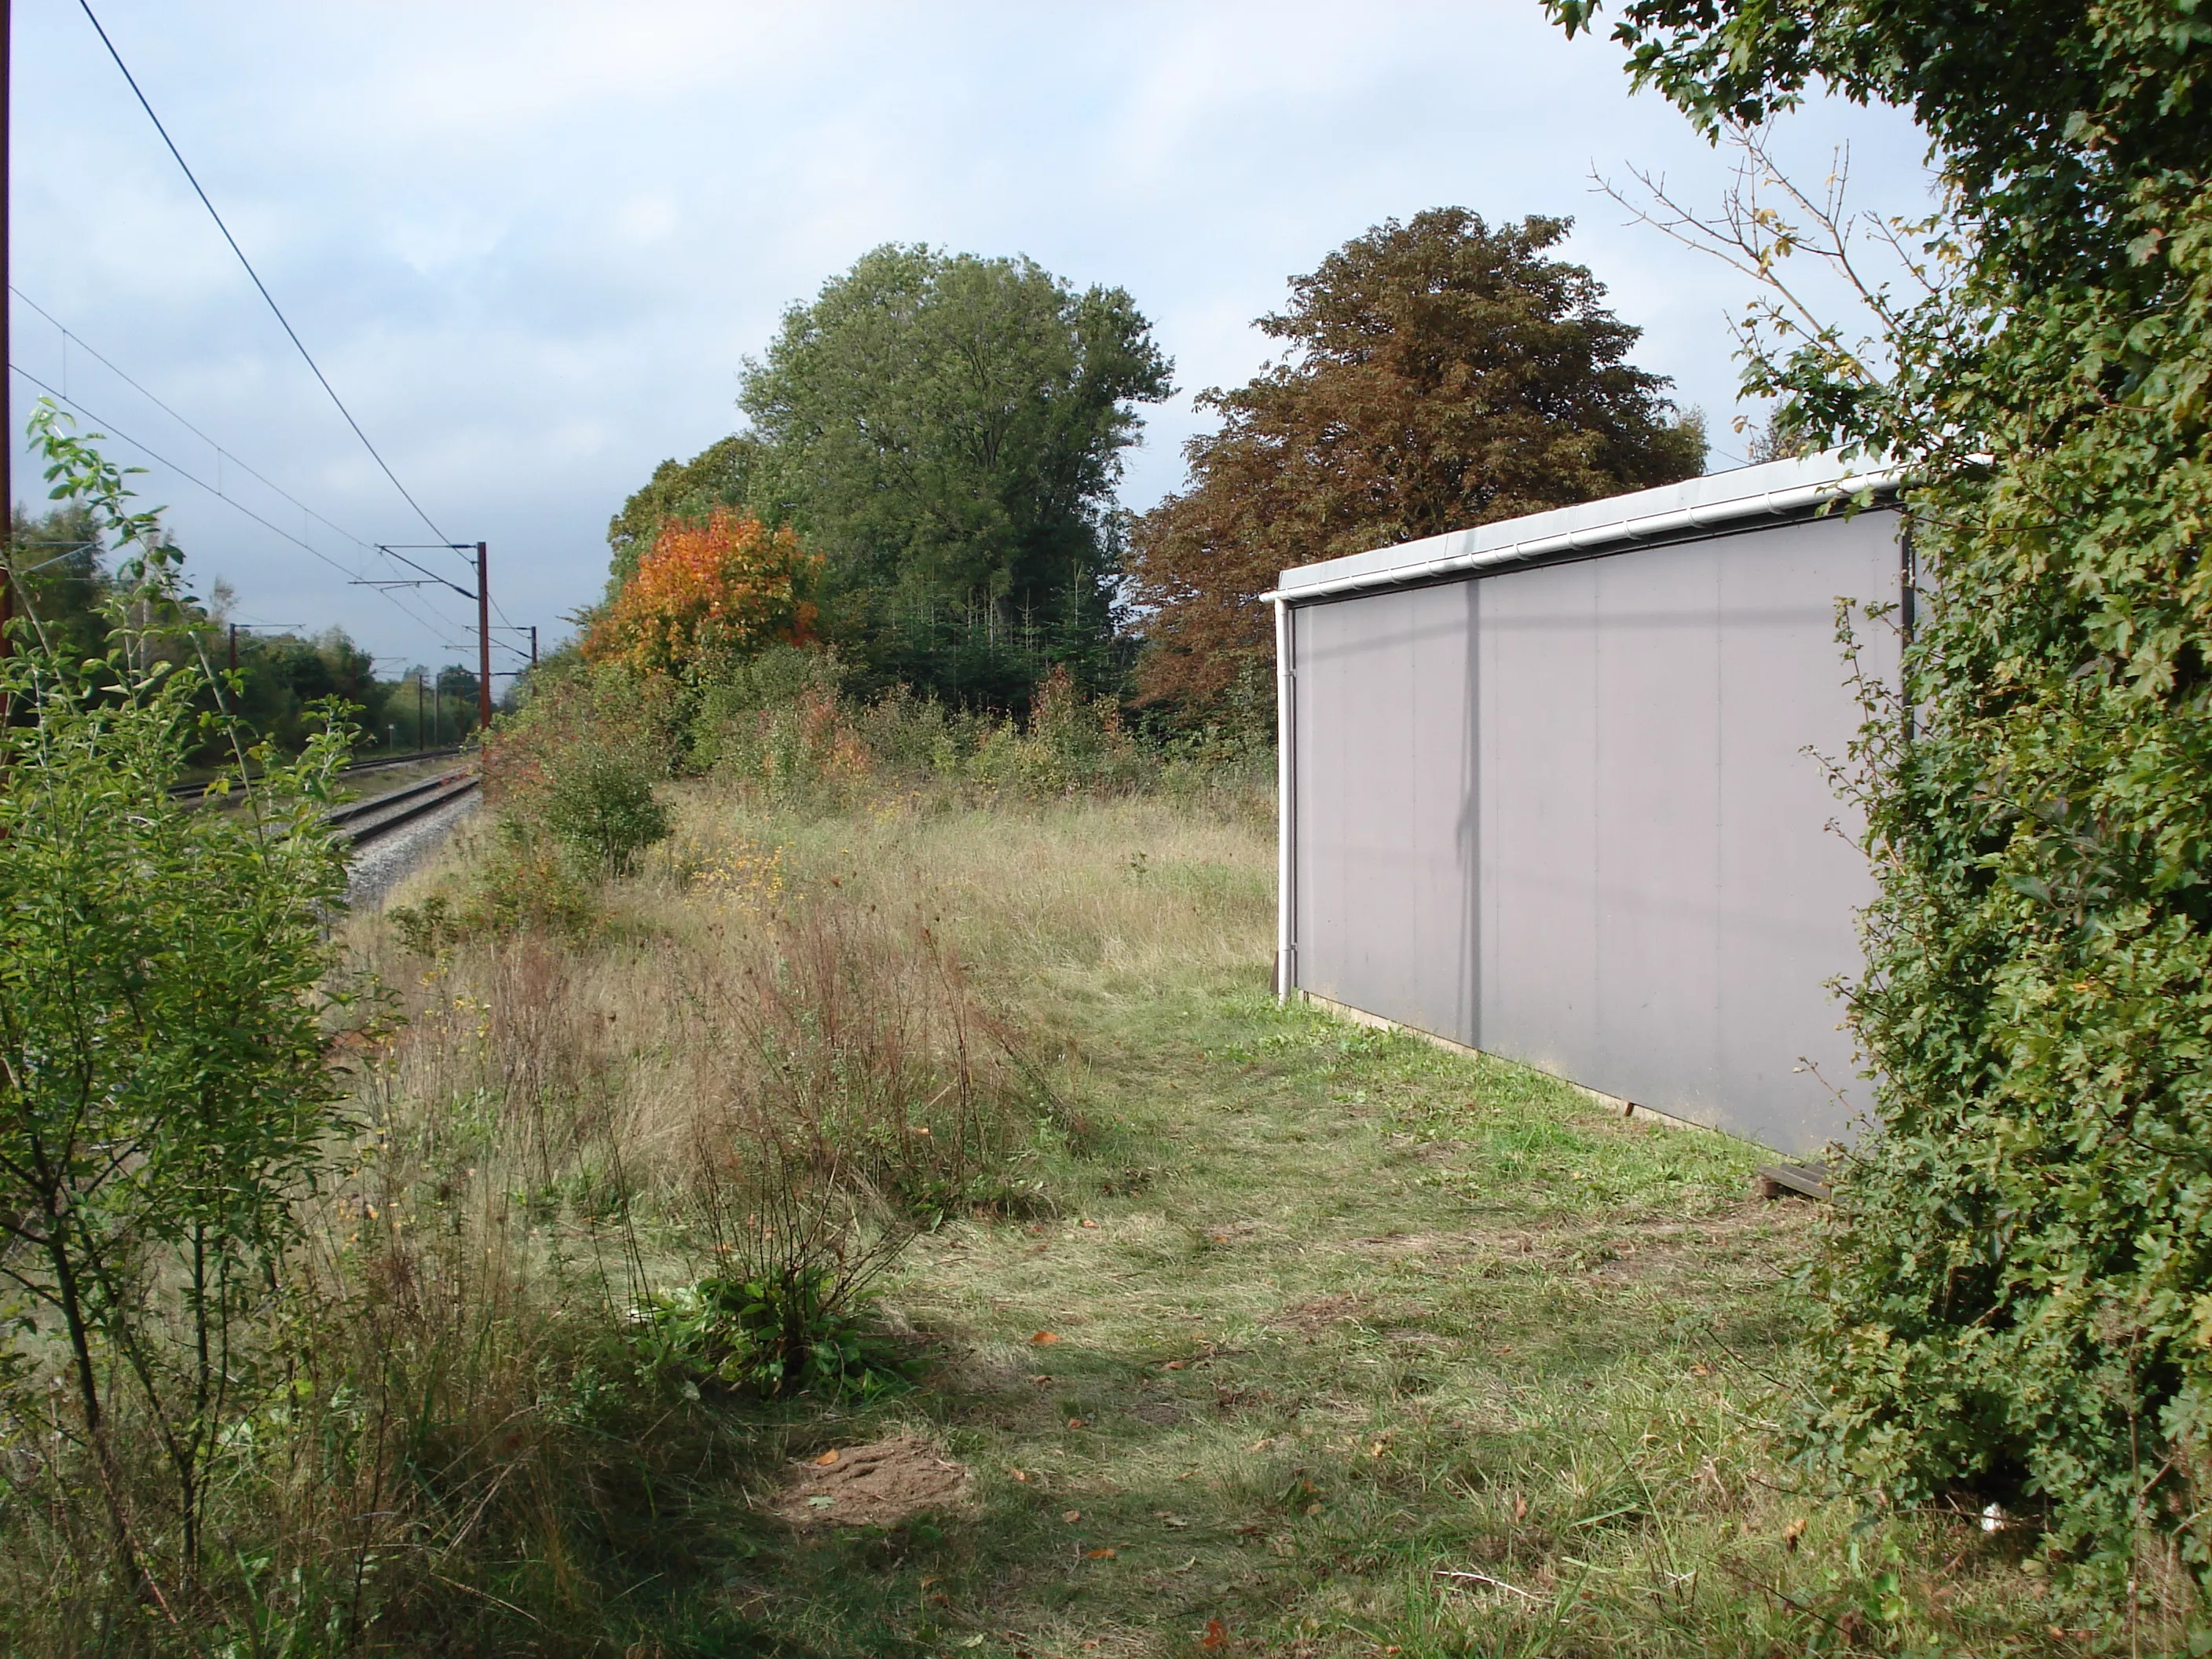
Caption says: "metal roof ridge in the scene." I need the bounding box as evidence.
[1266,451,1903,606]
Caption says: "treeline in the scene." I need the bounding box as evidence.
[593,212,1706,735]
[6,502,489,757]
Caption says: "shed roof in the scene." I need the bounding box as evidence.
[1270,449,1899,606]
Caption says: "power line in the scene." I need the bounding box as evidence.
[11,285,389,568]
[15,290,465,606]
[75,0,456,548]
[6,364,472,654]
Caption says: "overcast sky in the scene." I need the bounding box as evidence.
[8,1,1933,676]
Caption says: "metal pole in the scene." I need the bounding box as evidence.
[416,674,423,753]
[228,621,237,673]
[2,0,14,706]
[1274,596,1295,1000]
[475,540,491,735]
[529,624,537,668]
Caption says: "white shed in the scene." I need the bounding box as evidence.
[1269,453,1905,1155]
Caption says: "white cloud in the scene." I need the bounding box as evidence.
[9,0,1932,669]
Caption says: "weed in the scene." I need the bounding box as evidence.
[634,1269,910,1399]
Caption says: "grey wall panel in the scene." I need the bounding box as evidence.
[1588,539,1727,1122]
[1291,583,1479,1045]
[1476,561,1600,1079]
[1289,507,1901,1155]
[1711,522,1891,1148]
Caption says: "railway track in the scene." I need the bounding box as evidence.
[165,745,471,802]
[327,767,481,846]
[165,761,481,846]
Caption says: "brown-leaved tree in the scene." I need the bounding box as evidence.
[1129,209,1705,716]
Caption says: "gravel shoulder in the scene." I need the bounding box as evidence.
[345,792,479,909]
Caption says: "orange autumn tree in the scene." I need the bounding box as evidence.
[586,508,820,677]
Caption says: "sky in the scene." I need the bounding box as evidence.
[6,1,1936,677]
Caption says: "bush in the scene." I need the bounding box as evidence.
[633,1269,908,1400]
[0,440,357,1618]
[542,749,671,875]
[695,658,1162,804]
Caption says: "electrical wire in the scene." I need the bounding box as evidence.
[13,289,471,610]
[14,287,453,602]
[8,363,472,654]
[75,0,457,548]
[12,285,389,567]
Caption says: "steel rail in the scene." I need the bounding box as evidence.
[340,775,480,847]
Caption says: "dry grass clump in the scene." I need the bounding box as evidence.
[0,792,1058,1655]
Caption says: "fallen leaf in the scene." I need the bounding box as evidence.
[1009,1467,1031,1482]
[1085,1547,1117,1559]
[814,1449,840,1467]
[807,1496,836,1509]
[1063,1509,1082,1523]
[1305,1501,1323,1515]
[1199,1617,1229,1650]
[1031,1331,1060,1346]
[1247,1438,1271,1452]
[1031,1375,1050,1385]
[1369,1441,1389,1458]
[1082,1218,1100,1229]
[1163,1360,1187,1371]
[1067,1417,1086,1429]
[1784,1517,1807,1551]
[1689,1363,1710,1377]
[1511,1494,1528,1522]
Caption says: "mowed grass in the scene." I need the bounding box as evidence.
[381,789,2105,1657]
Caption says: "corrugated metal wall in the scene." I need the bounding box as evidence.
[1287,508,1901,1155]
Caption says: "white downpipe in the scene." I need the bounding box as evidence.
[1262,467,1906,608]
[1273,595,1294,1001]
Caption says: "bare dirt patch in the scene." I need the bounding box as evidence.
[773,1436,969,1529]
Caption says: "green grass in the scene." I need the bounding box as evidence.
[338,791,2137,1656]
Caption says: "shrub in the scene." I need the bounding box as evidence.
[0,423,356,1614]
[633,1270,908,1400]
[541,749,671,875]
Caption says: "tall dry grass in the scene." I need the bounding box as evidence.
[0,770,1112,1654]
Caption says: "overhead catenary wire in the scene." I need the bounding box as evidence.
[8,363,473,655]
[75,0,457,549]
[11,285,390,569]
[14,287,464,610]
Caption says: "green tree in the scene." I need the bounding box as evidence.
[738,244,1173,705]
[1126,210,1705,717]
[229,627,393,754]
[1551,0,2212,1586]
[3,504,109,668]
